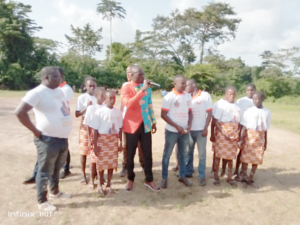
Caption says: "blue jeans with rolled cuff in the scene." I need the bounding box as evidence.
[162,129,189,179]
[34,135,68,204]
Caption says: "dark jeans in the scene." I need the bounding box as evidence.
[34,135,68,204]
[125,123,153,182]
[31,148,70,179]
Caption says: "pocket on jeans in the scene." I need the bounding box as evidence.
[39,135,52,143]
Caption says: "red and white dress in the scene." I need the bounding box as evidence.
[240,106,271,165]
[212,100,241,160]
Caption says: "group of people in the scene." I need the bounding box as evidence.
[15,64,271,213]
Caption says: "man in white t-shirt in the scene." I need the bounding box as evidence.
[185,79,213,186]
[22,67,74,184]
[161,75,193,188]
[15,66,73,212]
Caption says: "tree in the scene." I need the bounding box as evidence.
[182,3,241,64]
[96,0,126,61]
[65,23,102,59]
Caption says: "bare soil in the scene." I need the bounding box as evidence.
[0,96,299,225]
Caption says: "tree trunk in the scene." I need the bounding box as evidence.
[199,41,205,64]
[110,17,112,61]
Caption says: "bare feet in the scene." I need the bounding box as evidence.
[80,174,87,185]
[227,179,237,187]
[172,165,179,171]
[106,186,115,194]
[97,185,106,197]
[88,180,94,189]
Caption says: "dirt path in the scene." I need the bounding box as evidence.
[0,97,299,225]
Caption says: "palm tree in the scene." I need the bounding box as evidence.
[96,0,126,61]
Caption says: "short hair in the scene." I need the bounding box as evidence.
[246,83,256,90]
[40,66,57,80]
[131,65,142,75]
[95,87,105,95]
[173,74,186,83]
[253,91,265,100]
[55,67,64,76]
[105,90,115,97]
[225,85,237,93]
[187,79,197,86]
[84,75,97,85]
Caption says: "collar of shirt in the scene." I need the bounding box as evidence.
[60,81,66,88]
[192,90,202,99]
[172,88,185,95]
[130,81,142,87]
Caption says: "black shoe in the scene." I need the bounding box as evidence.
[22,177,35,184]
[160,179,168,189]
[178,177,192,187]
[60,170,71,179]
[176,173,193,178]
[119,167,127,177]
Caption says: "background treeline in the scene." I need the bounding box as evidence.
[1,0,300,99]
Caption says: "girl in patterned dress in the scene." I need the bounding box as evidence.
[238,91,271,189]
[93,91,123,196]
[211,86,241,187]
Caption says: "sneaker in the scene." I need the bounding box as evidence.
[49,192,71,199]
[199,179,206,186]
[38,201,57,212]
[60,170,71,179]
[160,179,167,189]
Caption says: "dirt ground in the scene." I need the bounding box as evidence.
[0,96,299,225]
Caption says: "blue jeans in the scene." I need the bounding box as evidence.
[186,131,207,179]
[34,135,68,204]
[162,129,189,179]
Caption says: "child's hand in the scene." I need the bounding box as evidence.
[94,146,101,157]
[238,140,243,149]
[263,145,267,151]
[87,101,93,107]
[210,135,216,142]
[118,145,122,153]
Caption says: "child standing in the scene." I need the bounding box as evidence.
[211,86,241,187]
[234,83,256,180]
[75,76,97,184]
[238,91,271,189]
[83,87,105,189]
[93,91,122,196]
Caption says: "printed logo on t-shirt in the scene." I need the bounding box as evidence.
[174,100,180,107]
[187,100,190,106]
[108,123,118,134]
[196,100,201,104]
[60,101,71,116]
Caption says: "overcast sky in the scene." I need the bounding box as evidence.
[20,0,300,66]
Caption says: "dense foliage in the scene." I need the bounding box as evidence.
[0,0,299,98]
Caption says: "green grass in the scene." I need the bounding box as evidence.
[0,90,28,97]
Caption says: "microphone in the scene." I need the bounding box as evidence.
[149,81,161,88]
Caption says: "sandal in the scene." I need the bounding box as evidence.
[80,177,87,185]
[241,180,248,189]
[213,179,221,186]
[97,187,106,197]
[106,187,115,194]
[247,180,259,189]
[172,165,179,172]
[144,182,161,192]
[227,179,237,187]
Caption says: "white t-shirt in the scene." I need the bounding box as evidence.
[75,93,97,116]
[237,96,254,115]
[83,104,103,129]
[190,90,213,131]
[94,106,123,135]
[60,84,74,104]
[22,84,73,138]
[240,106,271,131]
[121,82,130,118]
[161,89,192,132]
[213,100,241,123]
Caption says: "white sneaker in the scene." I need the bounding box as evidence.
[49,191,71,199]
[38,201,57,212]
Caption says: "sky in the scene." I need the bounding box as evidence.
[19,0,300,66]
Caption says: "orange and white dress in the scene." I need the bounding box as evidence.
[76,93,97,155]
[83,104,103,162]
[93,106,123,171]
[212,100,241,160]
[240,106,271,165]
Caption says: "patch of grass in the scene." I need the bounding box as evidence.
[174,203,183,210]
[0,90,28,97]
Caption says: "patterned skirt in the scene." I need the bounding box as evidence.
[79,117,93,156]
[96,134,119,171]
[214,122,239,160]
[240,129,265,165]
